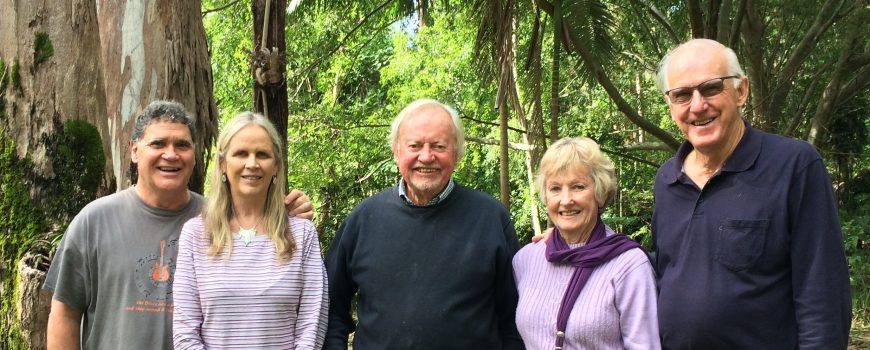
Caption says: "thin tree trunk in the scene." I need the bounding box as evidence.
[807,2,865,146]
[498,89,511,208]
[739,0,770,128]
[715,0,733,44]
[704,0,721,39]
[252,0,289,165]
[549,0,562,142]
[686,0,705,38]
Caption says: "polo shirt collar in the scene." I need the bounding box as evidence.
[661,119,760,184]
[719,119,760,173]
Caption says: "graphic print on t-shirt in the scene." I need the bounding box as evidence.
[128,238,179,313]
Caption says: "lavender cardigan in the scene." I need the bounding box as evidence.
[512,226,661,350]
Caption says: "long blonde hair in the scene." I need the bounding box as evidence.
[202,111,295,261]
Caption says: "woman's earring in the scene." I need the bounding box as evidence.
[271,176,276,184]
[221,173,227,183]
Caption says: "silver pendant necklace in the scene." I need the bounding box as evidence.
[232,207,262,246]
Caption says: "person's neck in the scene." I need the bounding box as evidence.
[135,186,190,210]
[231,195,267,226]
[691,121,745,175]
[404,182,449,206]
[560,229,592,245]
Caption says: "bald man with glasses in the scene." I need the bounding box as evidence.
[651,39,851,349]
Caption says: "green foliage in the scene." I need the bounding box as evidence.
[10,59,21,91]
[33,32,54,66]
[843,192,870,325]
[202,0,253,115]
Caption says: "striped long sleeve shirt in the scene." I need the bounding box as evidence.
[173,215,328,349]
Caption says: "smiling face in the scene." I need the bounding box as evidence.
[544,166,600,243]
[665,42,749,154]
[131,120,195,208]
[221,125,278,202]
[392,104,458,205]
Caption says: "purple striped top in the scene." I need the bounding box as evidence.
[173,215,328,349]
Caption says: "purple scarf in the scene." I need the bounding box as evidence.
[545,217,641,349]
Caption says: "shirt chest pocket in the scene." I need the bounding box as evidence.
[714,219,769,271]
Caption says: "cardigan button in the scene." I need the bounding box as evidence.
[556,331,565,338]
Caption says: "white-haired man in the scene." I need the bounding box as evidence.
[324,99,524,349]
[652,39,851,349]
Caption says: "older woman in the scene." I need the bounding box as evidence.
[513,137,660,350]
[173,112,328,349]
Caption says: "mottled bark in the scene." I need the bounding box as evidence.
[0,0,112,191]
[98,0,218,193]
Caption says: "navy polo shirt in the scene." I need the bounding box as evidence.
[652,121,851,349]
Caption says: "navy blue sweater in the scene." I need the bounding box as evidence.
[324,183,524,350]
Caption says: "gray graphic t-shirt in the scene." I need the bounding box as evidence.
[44,187,203,350]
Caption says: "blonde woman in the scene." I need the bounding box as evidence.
[173,112,327,349]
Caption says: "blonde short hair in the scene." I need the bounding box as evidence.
[536,137,616,209]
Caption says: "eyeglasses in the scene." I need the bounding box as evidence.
[664,75,740,105]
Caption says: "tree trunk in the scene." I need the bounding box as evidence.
[807,1,867,146]
[686,0,705,38]
[498,92,511,209]
[715,0,733,44]
[0,0,112,193]
[739,0,770,128]
[515,13,544,236]
[526,8,548,168]
[252,0,289,164]
[549,0,562,142]
[98,0,218,193]
[17,252,52,350]
[0,0,109,347]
